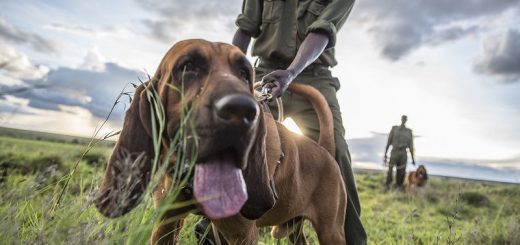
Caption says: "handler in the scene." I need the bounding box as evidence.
[232,0,367,243]
[384,115,416,189]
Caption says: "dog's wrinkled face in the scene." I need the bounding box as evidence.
[416,165,428,181]
[154,40,257,164]
[95,39,269,219]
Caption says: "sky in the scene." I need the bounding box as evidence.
[0,0,519,180]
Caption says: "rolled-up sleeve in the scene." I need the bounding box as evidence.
[236,0,263,38]
[306,0,355,49]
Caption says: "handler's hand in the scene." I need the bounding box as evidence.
[262,69,296,98]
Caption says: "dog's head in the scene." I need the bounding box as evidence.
[415,165,428,184]
[95,39,275,219]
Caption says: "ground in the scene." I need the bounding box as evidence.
[0,129,519,244]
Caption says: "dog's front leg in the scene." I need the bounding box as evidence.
[151,217,185,245]
[212,215,258,245]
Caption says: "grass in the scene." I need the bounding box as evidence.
[0,126,115,147]
[1,134,519,244]
[356,171,520,245]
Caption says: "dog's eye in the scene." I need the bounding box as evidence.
[183,62,199,74]
[176,61,202,83]
[238,68,250,84]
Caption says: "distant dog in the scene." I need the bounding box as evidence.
[403,165,428,191]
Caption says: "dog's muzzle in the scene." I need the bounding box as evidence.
[214,94,259,129]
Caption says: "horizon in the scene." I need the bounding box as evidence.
[2,124,519,184]
[0,0,519,181]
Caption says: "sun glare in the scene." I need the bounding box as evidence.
[282,117,303,135]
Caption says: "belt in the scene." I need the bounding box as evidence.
[258,58,329,74]
[392,146,407,151]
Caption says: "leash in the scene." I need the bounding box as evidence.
[269,152,284,201]
[253,82,284,123]
[253,81,285,201]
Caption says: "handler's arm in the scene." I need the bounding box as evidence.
[233,0,262,54]
[384,128,394,158]
[409,131,416,165]
[263,0,355,98]
[262,33,329,98]
[232,29,252,54]
[288,33,329,78]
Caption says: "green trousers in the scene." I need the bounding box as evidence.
[386,149,407,187]
[257,65,368,245]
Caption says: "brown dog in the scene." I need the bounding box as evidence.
[95,39,346,244]
[403,165,428,191]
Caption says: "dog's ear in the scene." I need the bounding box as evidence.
[240,112,276,220]
[95,84,155,218]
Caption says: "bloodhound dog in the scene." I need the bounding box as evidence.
[403,165,428,191]
[95,39,346,244]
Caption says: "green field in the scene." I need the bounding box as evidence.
[1,129,519,244]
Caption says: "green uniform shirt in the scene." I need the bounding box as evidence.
[387,126,414,153]
[236,0,354,67]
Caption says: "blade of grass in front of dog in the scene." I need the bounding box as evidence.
[123,71,201,244]
[153,71,202,241]
[149,73,200,236]
[123,79,171,244]
[50,84,131,215]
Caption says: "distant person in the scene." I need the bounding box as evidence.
[384,115,415,189]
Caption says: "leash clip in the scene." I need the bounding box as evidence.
[261,86,273,101]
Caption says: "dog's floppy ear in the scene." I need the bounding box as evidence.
[95,83,155,218]
[240,111,276,220]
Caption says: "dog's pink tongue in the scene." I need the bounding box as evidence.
[194,154,247,220]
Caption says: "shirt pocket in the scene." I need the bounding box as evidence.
[297,0,325,37]
[262,0,285,23]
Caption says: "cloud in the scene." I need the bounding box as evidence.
[0,99,121,138]
[0,42,49,86]
[0,17,60,53]
[353,0,520,60]
[427,26,481,46]
[20,62,144,121]
[141,19,183,43]
[80,47,106,72]
[45,23,132,38]
[349,132,387,163]
[136,0,241,43]
[137,0,240,20]
[474,29,520,82]
[1,47,145,122]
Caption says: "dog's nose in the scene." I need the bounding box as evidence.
[214,94,259,127]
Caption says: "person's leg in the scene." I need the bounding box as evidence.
[385,164,394,187]
[288,78,366,245]
[395,152,408,187]
[396,166,406,188]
